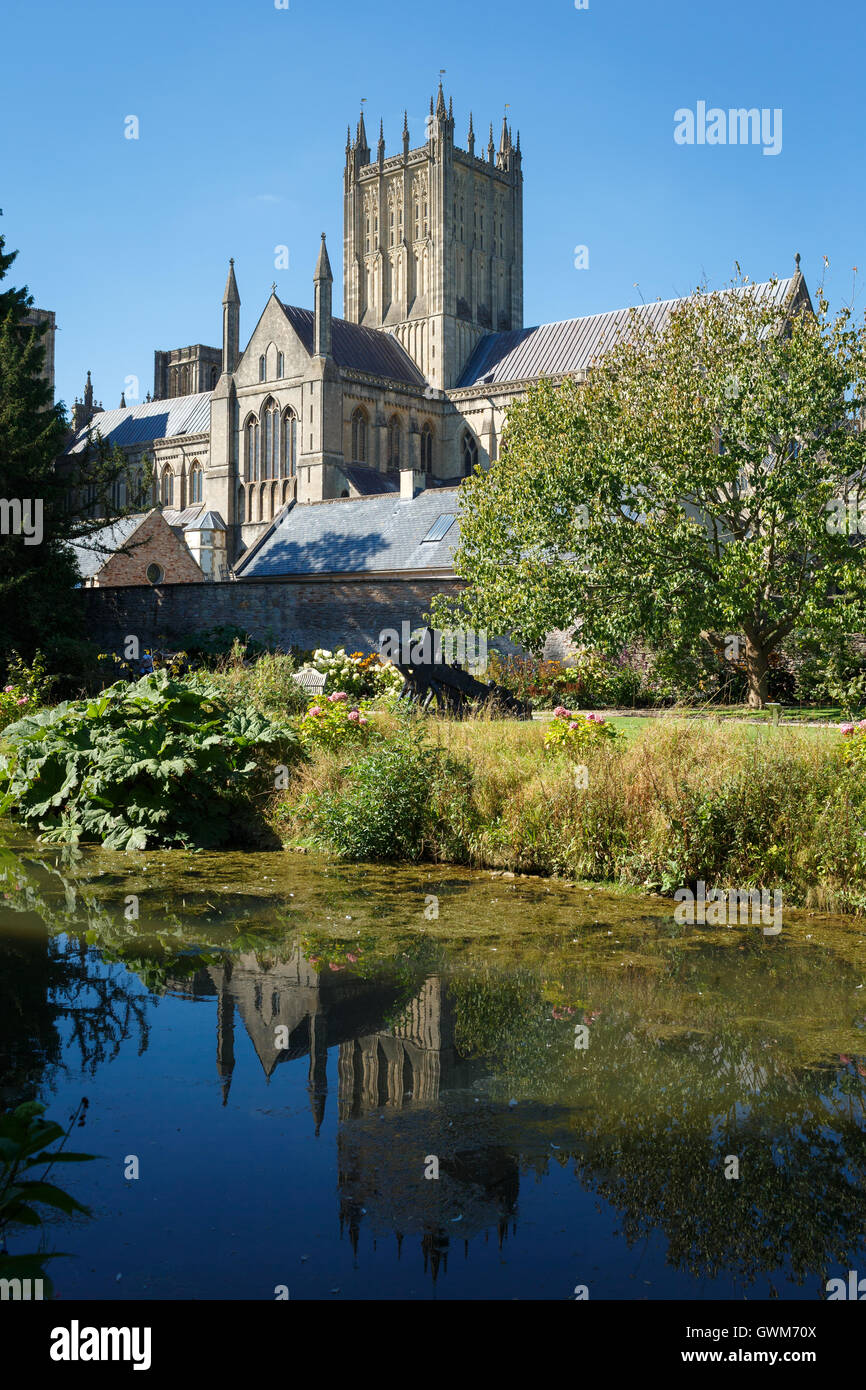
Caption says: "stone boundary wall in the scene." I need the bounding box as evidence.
[79,577,466,655]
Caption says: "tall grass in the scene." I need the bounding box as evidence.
[274,711,865,914]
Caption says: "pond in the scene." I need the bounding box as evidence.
[2,828,865,1302]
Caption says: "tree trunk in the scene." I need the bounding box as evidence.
[744,638,769,709]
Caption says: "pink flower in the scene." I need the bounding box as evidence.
[329,962,345,972]
[308,706,323,717]
[3,685,13,693]
[568,721,579,731]
[346,952,358,963]
[16,697,27,705]
[358,716,368,725]
[553,705,569,718]
[840,723,856,735]
[328,691,348,702]
[347,710,360,723]
[859,720,866,731]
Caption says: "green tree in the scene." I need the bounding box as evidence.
[0,217,151,683]
[434,276,866,706]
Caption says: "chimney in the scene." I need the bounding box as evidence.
[400,467,425,500]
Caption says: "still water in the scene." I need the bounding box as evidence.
[2,830,865,1301]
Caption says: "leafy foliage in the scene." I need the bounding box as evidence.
[0,669,299,849]
[543,707,622,753]
[304,729,467,861]
[296,691,374,751]
[300,647,403,699]
[433,276,866,707]
[0,218,152,685]
[0,1099,95,1294]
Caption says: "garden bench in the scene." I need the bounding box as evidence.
[293,668,327,697]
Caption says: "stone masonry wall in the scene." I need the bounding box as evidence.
[80,577,465,655]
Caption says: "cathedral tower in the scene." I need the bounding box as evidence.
[343,85,523,389]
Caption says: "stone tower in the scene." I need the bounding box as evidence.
[343,85,523,389]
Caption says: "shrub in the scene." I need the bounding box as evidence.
[299,647,405,699]
[295,691,375,752]
[840,720,866,766]
[0,669,299,850]
[0,651,54,731]
[210,647,308,718]
[544,707,622,753]
[304,730,464,861]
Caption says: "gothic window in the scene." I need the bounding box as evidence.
[237,484,245,522]
[282,408,297,476]
[420,421,434,472]
[245,415,260,481]
[261,398,278,480]
[462,430,479,476]
[259,355,266,382]
[210,365,219,388]
[277,352,284,378]
[387,414,401,470]
[414,199,420,241]
[365,214,371,255]
[389,210,395,247]
[351,406,367,462]
[189,462,203,504]
[181,364,190,395]
[161,467,174,506]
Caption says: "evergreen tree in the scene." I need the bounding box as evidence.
[0,217,150,685]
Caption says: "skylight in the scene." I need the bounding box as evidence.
[421,514,456,543]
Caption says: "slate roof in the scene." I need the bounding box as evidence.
[235,489,461,579]
[65,393,213,454]
[457,277,802,388]
[280,304,426,386]
[338,463,399,495]
[162,504,205,530]
[68,513,148,579]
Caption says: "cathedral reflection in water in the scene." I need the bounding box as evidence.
[170,949,521,1281]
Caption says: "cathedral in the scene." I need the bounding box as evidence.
[66,82,809,580]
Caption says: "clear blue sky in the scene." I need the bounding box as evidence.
[2,0,864,412]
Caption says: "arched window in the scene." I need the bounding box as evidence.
[277,352,284,378]
[161,467,174,506]
[237,484,245,523]
[461,429,478,476]
[387,414,401,470]
[245,415,260,481]
[210,366,219,389]
[259,355,266,382]
[351,407,367,463]
[420,422,434,472]
[189,462,203,505]
[261,399,278,480]
[282,408,297,477]
[181,364,190,395]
